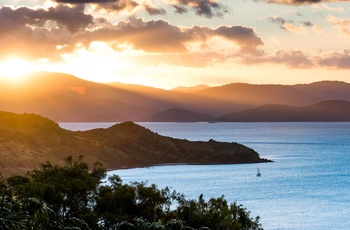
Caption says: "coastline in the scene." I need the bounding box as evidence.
[106,159,273,172]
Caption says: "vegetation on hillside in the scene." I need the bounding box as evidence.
[0,156,263,230]
[0,111,270,177]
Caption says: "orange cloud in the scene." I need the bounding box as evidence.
[240,49,314,68]
[0,4,262,59]
[259,0,342,5]
[0,5,92,60]
[327,15,350,36]
[77,17,263,53]
[318,50,350,69]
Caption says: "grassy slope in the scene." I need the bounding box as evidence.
[0,112,270,177]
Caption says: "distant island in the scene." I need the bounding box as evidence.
[1,71,350,122]
[217,100,350,122]
[0,111,271,177]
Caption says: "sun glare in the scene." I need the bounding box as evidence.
[0,58,36,82]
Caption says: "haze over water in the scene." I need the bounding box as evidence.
[60,122,350,230]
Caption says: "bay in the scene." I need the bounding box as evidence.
[59,122,350,230]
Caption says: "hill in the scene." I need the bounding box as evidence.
[0,72,158,121]
[138,108,215,122]
[217,100,350,122]
[294,81,350,101]
[171,84,210,93]
[1,71,350,121]
[0,111,270,177]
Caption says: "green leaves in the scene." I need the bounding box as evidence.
[1,156,263,230]
[0,199,29,230]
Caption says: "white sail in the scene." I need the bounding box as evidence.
[257,167,261,177]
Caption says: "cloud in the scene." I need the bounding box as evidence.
[327,15,350,36]
[241,48,350,70]
[54,0,108,2]
[271,50,314,67]
[268,15,317,33]
[80,17,263,53]
[0,5,93,60]
[93,0,140,13]
[284,23,308,33]
[318,50,350,69]
[53,0,135,4]
[257,0,336,5]
[53,0,231,17]
[172,4,188,14]
[0,5,92,33]
[240,49,314,68]
[302,21,313,27]
[311,3,345,12]
[312,24,323,33]
[53,0,140,13]
[168,0,230,18]
[268,15,287,26]
[214,26,264,51]
[0,3,262,62]
[143,3,167,15]
[82,17,191,52]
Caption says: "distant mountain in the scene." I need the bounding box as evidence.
[294,81,350,101]
[0,72,158,121]
[1,72,350,122]
[105,82,186,109]
[0,111,270,177]
[217,100,350,122]
[190,83,323,114]
[139,108,215,122]
[171,85,210,93]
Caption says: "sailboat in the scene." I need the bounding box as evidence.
[256,167,261,177]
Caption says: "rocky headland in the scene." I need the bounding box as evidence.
[0,111,271,177]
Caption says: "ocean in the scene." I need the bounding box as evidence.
[59,122,350,230]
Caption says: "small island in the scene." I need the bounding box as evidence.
[0,111,271,177]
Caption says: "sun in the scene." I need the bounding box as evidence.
[0,58,37,82]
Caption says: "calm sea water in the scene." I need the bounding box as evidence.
[59,122,350,230]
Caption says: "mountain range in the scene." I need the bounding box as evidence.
[1,71,349,122]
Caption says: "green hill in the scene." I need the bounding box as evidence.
[0,111,270,177]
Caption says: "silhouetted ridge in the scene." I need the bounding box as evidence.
[1,71,350,121]
[218,100,350,122]
[294,81,350,101]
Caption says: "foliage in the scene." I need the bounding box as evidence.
[0,156,263,230]
[170,194,262,230]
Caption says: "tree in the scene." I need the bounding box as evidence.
[95,175,138,228]
[0,195,29,229]
[1,156,263,230]
[132,181,172,222]
[3,156,105,229]
[171,195,263,230]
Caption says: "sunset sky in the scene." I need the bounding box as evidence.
[1,0,350,89]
